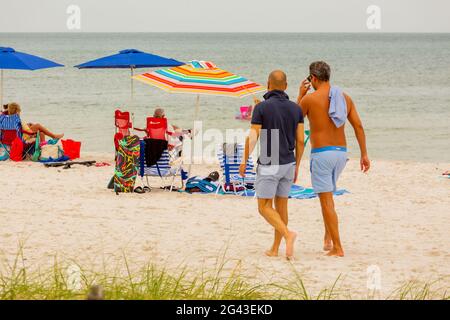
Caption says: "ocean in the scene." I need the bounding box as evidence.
[1,33,449,162]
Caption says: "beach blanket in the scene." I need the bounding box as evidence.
[240,184,349,199]
[114,135,140,193]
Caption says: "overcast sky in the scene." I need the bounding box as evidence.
[1,0,449,32]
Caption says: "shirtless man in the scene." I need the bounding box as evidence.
[297,61,370,257]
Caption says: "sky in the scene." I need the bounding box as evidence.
[0,0,449,33]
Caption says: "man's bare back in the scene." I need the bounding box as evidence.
[299,85,355,149]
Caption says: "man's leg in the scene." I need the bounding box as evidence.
[323,225,333,251]
[29,123,64,140]
[266,196,288,257]
[318,192,344,257]
[258,198,296,259]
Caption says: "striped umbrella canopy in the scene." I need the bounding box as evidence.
[133,60,265,98]
[133,61,265,176]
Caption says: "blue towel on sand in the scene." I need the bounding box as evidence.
[240,185,349,199]
[39,155,70,163]
[329,86,347,128]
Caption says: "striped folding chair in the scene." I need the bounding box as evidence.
[216,143,256,195]
[0,114,37,160]
[138,140,182,191]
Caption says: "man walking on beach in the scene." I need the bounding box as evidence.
[297,61,370,257]
[240,70,305,260]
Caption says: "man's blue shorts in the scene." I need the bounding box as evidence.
[310,146,347,193]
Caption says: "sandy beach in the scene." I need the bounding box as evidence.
[1,153,448,298]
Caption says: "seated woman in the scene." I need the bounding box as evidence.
[153,107,181,133]
[135,107,183,137]
[135,107,186,154]
[7,103,64,143]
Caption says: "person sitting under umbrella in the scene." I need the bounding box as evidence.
[6,102,64,143]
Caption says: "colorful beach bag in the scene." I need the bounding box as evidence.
[114,135,140,193]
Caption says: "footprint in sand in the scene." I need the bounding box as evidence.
[426,250,441,257]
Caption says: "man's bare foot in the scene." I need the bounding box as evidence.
[265,249,278,257]
[285,231,297,260]
[323,241,333,251]
[54,134,64,139]
[325,248,344,257]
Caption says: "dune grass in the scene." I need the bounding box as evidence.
[0,245,448,300]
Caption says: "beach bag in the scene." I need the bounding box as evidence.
[40,144,64,161]
[62,139,81,160]
[0,145,10,161]
[114,135,140,193]
[10,137,23,162]
[185,176,218,193]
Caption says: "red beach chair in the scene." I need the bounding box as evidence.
[145,117,169,140]
[114,110,132,150]
[1,114,38,160]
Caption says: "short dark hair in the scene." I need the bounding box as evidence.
[2,104,7,110]
[309,61,331,82]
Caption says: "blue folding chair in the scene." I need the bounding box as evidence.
[139,140,182,191]
[217,143,256,195]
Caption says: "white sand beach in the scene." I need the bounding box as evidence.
[1,154,448,298]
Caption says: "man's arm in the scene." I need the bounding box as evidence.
[294,123,305,183]
[240,124,261,176]
[346,94,370,173]
[297,79,311,117]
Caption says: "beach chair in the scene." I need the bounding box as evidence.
[135,116,186,160]
[216,143,256,195]
[143,117,168,140]
[138,139,183,191]
[114,109,132,151]
[137,117,185,191]
[0,114,36,160]
[216,131,310,196]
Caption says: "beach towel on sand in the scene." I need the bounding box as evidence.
[240,184,349,199]
[114,135,140,193]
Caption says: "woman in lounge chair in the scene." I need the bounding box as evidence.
[6,102,64,143]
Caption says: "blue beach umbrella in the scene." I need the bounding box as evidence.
[75,49,184,99]
[0,47,63,105]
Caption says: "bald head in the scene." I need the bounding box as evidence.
[268,70,287,91]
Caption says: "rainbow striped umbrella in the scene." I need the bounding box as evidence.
[133,61,265,175]
[133,60,265,98]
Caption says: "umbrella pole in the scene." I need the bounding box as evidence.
[130,67,135,132]
[0,70,3,106]
[188,94,200,175]
[130,67,134,100]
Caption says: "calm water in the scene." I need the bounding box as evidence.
[1,33,449,162]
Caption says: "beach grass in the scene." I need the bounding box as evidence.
[0,245,448,300]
